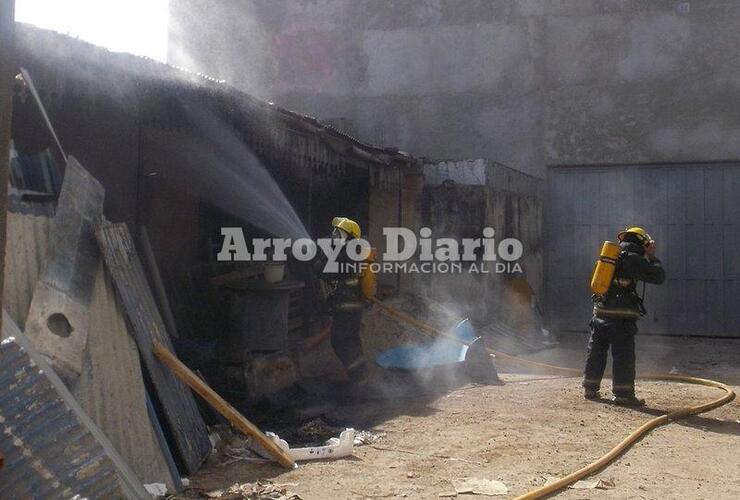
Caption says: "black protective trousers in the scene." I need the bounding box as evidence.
[330,310,367,382]
[583,317,637,397]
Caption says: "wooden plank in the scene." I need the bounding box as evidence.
[145,391,184,492]
[0,0,15,336]
[152,341,296,470]
[139,226,179,338]
[95,222,210,474]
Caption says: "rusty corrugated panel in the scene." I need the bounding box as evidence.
[0,325,148,499]
[73,262,179,490]
[2,210,51,333]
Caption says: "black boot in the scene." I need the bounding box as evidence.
[612,395,645,406]
[584,389,600,400]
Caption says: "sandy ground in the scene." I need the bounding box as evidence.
[184,334,740,499]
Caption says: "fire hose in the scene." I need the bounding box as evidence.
[370,298,736,499]
[498,352,736,500]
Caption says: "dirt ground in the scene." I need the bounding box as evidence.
[185,334,740,500]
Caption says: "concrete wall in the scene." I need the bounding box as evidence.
[169,0,740,177]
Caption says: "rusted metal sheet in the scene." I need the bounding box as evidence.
[25,156,104,382]
[0,313,148,499]
[96,222,210,474]
[2,210,51,332]
[73,262,179,491]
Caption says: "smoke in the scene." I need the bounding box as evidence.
[167,0,275,100]
[176,101,309,240]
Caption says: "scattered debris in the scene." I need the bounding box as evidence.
[453,478,508,496]
[295,417,342,444]
[205,481,301,500]
[569,478,616,490]
[152,341,297,469]
[368,445,483,466]
[144,483,168,497]
[210,431,224,450]
[354,429,386,446]
[223,444,270,465]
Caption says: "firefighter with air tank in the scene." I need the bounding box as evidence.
[584,227,666,406]
[314,217,376,386]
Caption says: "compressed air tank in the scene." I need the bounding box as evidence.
[360,247,378,299]
[590,241,620,297]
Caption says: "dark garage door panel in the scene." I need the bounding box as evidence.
[546,163,740,337]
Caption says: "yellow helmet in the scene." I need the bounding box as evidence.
[332,217,361,239]
[617,226,651,245]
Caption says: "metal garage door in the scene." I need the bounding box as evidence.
[546,163,740,337]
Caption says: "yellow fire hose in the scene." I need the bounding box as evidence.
[506,358,735,499]
[370,298,737,499]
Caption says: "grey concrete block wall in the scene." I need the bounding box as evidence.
[169,1,740,177]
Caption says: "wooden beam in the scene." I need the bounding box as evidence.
[152,341,297,470]
[139,226,179,338]
[0,0,16,335]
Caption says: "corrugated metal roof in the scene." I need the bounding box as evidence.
[0,338,124,498]
[15,23,417,169]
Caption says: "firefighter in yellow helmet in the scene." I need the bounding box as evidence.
[314,217,369,384]
[583,227,665,406]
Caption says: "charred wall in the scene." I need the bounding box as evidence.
[406,159,543,325]
[10,24,418,343]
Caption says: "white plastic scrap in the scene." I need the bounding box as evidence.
[144,483,168,498]
[255,428,356,462]
[353,430,385,446]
